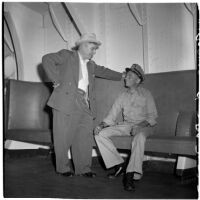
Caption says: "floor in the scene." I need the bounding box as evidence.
[4,150,198,199]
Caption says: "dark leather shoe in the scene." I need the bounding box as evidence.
[124,172,135,191]
[107,164,125,179]
[81,172,96,178]
[57,171,74,177]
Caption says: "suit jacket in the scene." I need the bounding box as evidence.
[42,49,122,117]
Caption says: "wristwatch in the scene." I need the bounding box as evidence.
[99,122,109,129]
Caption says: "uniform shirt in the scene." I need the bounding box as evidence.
[78,52,89,93]
[103,86,158,126]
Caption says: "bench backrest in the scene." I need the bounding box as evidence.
[6,80,52,131]
[5,70,196,137]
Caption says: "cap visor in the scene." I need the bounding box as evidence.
[125,68,131,72]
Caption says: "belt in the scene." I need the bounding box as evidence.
[77,88,90,109]
[77,88,89,103]
[77,88,86,96]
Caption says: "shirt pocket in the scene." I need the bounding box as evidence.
[134,96,146,107]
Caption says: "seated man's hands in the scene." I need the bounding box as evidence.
[53,82,60,88]
[130,120,150,135]
[94,122,109,135]
[94,126,102,135]
[137,120,150,128]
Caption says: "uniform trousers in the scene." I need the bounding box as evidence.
[53,92,93,174]
[95,124,154,175]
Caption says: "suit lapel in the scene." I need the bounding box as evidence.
[87,61,95,84]
[71,51,79,85]
[87,61,96,95]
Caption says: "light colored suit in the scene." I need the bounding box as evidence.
[95,87,157,175]
[42,49,121,174]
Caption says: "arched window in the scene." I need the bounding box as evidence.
[4,18,18,80]
[4,11,24,80]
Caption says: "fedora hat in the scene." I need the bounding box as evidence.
[75,33,101,47]
[126,64,145,82]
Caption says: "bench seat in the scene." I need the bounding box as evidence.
[111,136,196,156]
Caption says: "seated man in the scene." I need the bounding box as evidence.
[94,64,158,191]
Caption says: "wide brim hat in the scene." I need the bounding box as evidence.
[75,33,101,47]
[126,64,145,82]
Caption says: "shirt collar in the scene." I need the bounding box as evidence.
[127,86,139,95]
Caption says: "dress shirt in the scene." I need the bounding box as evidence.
[78,52,89,93]
[103,86,158,126]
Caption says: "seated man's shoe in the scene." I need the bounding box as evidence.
[107,163,125,179]
[124,172,135,191]
[80,172,96,178]
[57,171,74,177]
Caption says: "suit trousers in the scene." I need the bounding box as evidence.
[53,93,93,174]
[95,124,154,175]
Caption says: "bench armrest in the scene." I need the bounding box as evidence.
[176,111,196,137]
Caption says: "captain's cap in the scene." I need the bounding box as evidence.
[125,64,145,82]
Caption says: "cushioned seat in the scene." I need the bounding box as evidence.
[110,135,196,156]
[6,129,52,145]
[4,70,197,158]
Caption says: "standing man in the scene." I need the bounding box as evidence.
[42,33,122,178]
[94,64,158,191]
